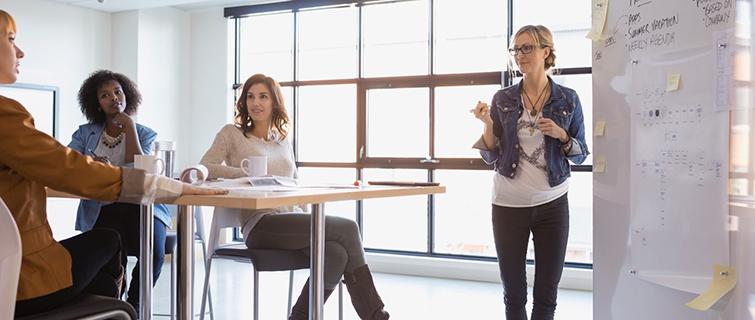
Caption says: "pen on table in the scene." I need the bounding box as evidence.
[88,149,99,157]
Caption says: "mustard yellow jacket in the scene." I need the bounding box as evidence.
[0,95,146,301]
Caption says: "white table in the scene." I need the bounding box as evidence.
[51,183,446,320]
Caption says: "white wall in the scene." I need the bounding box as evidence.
[1,0,111,142]
[2,0,233,236]
[185,8,234,168]
[134,7,192,168]
[111,11,139,81]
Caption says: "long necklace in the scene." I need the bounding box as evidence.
[102,127,125,148]
[521,82,550,136]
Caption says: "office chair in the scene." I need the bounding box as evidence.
[0,197,137,320]
[199,207,343,320]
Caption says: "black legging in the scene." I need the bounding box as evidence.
[246,213,367,290]
[14,228,122,317]
[492,193,570,320]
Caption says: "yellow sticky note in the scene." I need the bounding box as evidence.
[594,155,606,173]
[594,119,606,136]
[667,73,681,92]
[586,0,610,41]
[685,264,738,311]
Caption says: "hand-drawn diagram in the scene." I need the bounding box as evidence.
[629,46,729,293]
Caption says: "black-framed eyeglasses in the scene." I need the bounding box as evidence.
[508,44,546,56]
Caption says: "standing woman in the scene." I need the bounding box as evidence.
[67,69,172,312]
[471,25,589,320]
[0,10,226,317]
[200,74,389,320]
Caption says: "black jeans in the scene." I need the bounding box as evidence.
[14,229,122,317]
[94,202,166,309]
[492,193,570,320]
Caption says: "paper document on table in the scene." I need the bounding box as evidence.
[246,175,299,187]
[685,264,738,311]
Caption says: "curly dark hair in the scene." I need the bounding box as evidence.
[234,74,290,140]
[78,69,142,124]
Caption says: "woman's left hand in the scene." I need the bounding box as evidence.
[536,116,568,142]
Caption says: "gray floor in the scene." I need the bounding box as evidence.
[138,258,593,319]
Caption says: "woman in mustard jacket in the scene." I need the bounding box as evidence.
[0,10,226,317]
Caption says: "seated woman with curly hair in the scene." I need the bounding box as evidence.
[67,69,172,312]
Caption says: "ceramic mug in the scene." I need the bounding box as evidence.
[240,156,267,177]
[134,154,165,175]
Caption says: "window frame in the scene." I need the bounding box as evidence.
[227,0,594,269]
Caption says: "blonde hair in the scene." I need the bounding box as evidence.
[508,25,558,77]
[0,10,17,36]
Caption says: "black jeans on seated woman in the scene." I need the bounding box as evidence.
[492,193,570,320]
[94,202,167,310]
[14,229,123,317]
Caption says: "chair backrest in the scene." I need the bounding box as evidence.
[193,206,207,244]
[0,196,22,320]
[207,207,247,255]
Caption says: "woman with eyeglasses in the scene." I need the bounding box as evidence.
[470,25,589,320]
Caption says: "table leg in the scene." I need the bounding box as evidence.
[140,204,154,320]
[310,203,325,320]
[177,205,195,320]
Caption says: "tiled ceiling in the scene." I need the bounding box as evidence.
[49,0,283,12]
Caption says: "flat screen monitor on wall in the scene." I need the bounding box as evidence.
[0,83,59,140]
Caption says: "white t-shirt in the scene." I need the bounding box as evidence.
[492,114,568,207]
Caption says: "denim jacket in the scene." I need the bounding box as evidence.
[67,122,172,230]
[476,76,589,187]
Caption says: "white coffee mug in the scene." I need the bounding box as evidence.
[240,156,267,177]
[134,154,165,175]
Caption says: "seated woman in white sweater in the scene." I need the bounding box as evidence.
[200,74,389,320]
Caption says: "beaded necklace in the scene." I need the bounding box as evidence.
[102,127,125,148]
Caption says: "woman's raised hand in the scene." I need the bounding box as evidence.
[472,100,493,125]
[111,112,134,129]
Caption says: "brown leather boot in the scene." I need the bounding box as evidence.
[289,279,335,320]
[343,265,389,320]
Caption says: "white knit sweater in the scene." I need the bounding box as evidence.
[200,124,298,180]
[200,124,304,236]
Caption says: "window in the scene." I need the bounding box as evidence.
[362,1,429,77]
[366,87,429,158]
[238,13,294,82]
[297,7,358,80]
[229,0,593,266]
[434,0,506,74]
[297,85,356,162]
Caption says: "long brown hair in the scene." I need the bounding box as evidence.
[234,74,290,140]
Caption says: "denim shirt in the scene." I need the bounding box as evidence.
[67,122,172,230]
[476,76,589,187]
